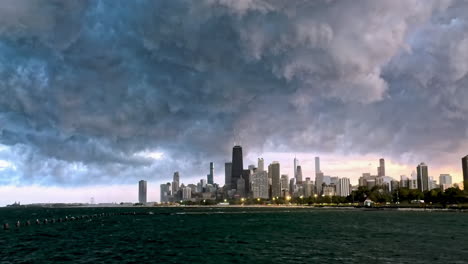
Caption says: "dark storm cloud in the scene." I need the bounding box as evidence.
[0,0,467,185]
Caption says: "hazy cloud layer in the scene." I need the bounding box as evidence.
[0,0,467,186]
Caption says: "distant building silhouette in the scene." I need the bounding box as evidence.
[289,178,295,196]
[160,182,171,203]
[258,158,264,172]
[237,176,245,197]
[242,169,251,195]
[315,157,321,174]
[294,157,299,183]
[280,174,289,197]
[463,156,468,191]
[172,172,180,194]
[417,163,429,192]
[296,165,303,184]
[269,162,281,198]
[138,180,147,204]
[378,158,385,177]
[231,146,244,190]
[224,162,232,188]
[315,172,324,195]
[207,162,214,185]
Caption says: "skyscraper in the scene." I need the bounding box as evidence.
[160,182,171,203]
[231,145,244,190]
[296,165,303,184]
[303,177,313,197]
[269,162,281,198]
[315,172,324,195]
[237,176,245,197]
[207,162,214,185]
[378,158,385,177]
[293,157,298,182]
[242,169,251,195]
[463,156,468,192]
[337,178,351,197]
[172,171,180,195]
[289,178,295,196]
[251,171,269,199]
[280,174,289,197]
[138,180,147,204]
[417,163,429,192]
[225,162,232,188]
[258,158,264,172]
[315,157,321,174]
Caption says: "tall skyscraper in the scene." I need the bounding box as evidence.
[225,162,232,188]
[280,174,289,197]
[417,163,429,192]
[138,180,147,204]
[269,162,281,198]
[293,157,298,182]
[463,156,468,192]
[207,162,214,185]
[296,165,303,184]
[172,171,180,195]
[289,178,295,196]
[258,158,264,172]
[378,158,385,177]
[315,172,324,195]
[231,145,244,190]
[160,182,171,203]
[315,157,321,174]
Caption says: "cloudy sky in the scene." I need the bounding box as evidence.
[1,0,467,204]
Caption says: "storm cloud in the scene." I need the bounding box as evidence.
[0,0,467,186]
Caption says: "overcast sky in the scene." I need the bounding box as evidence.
[1,0,468,204]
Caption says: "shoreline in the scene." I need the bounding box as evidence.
[3,204,468,212]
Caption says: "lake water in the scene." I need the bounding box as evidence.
[1,207,467,263]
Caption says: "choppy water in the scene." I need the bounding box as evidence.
[1,207,467,263]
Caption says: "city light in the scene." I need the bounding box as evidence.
[155,145,463,209]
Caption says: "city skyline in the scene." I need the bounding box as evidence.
[156,144,463,204]
[0,148,466,205]
[1,1,468,205]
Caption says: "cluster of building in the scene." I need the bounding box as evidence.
[357,160,458,193]
[156,145,353,203]
[135,147,468,204]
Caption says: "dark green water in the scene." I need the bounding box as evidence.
[1,207,467,263]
